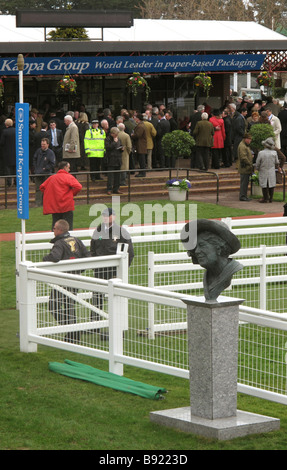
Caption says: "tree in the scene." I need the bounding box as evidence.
[139,0,256,21]
[0,0,142,18]
[0,0,73,13]
[48,27,89,41]
[251,0,286,30]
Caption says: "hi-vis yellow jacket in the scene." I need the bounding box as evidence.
[84,127,105,158]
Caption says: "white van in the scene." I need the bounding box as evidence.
[238,88,263,101]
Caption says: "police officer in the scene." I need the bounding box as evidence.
[84,119,105,181]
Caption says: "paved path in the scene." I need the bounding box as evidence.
[192,189,285,217]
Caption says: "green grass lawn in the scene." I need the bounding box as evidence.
[2,201,287,451]
[1,305,286,451]
[0,198,264,234]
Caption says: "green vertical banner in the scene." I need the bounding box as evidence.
[16,102,29,220]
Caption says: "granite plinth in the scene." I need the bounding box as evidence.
[149,295,280,440]
[186,296,242,420]
[150,407,280,441]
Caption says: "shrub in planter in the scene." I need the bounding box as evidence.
[249,124,275,152]
[162,130,195,159]
[162,130,195,176]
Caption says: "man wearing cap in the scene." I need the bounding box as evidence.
[90,208,134,335]
[237,133,254,201]
[84,119,106,181]
[90,207,134,267]
[181,219,243,301]
[255,137,279,203]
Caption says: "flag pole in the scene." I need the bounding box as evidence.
[17,54,26,261]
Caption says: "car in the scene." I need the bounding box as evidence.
[238,88,263,101]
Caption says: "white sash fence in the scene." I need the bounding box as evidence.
[17,216,287,404]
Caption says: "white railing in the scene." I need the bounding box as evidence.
[15,216,287,405]
[19,259,287,405]
[14,216,287,308]
[148,244,287,330]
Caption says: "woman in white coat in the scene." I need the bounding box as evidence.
[255,137,279,203]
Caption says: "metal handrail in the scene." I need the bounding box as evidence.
[0,166,240,208]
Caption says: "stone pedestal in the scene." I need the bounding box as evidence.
[150,296,280,440]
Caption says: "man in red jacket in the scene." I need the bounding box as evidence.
[40,160,82,230]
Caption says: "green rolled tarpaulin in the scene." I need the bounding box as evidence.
[49,359,167,400]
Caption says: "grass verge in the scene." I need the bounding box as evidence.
[1,201,286,450]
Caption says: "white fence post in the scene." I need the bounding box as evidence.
[19,262,38,353]
[108,278,124,376]
[117,244,129,331]
[260,245,267,311]
[15,231,21,309]
[148,251,155,339]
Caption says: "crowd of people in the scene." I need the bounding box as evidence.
[180,93,287,202]
[0,103,177,197]
[0,93,287,203]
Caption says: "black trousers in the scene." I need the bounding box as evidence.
[52,211,74,231]
[107,165,120,192]
[137,153,146,176]
[195,146,210,170]
[89,158,102,180]
[49,287,80,342]
[92,267,117,322]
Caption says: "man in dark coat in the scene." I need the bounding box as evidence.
[47,119,64,163]
[29,119,37,174]
[232,108,248,162]
[222,108,233,167]
[156,111,170,168]
[278,103,287,157]
[90,208,134,338]
[0,118,16,186]
[190,104,205,134]
[33,137,56,206]
[33,121,50,150]
[165,110,178,131]
[43,218,89,343]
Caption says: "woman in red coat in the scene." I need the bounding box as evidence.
[209,109,226,169]
[40,161,82,230]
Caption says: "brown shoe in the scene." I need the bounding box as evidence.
[259,198,268,203]
[113,190,123,194]
[107,191,112,195]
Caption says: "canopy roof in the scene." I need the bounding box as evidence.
[0,16,287,71]
[103,19,286,42]
[0,15,285,43]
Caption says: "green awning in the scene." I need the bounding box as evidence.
[49,359,167,400]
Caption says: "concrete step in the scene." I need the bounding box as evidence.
[1,169,283,208]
